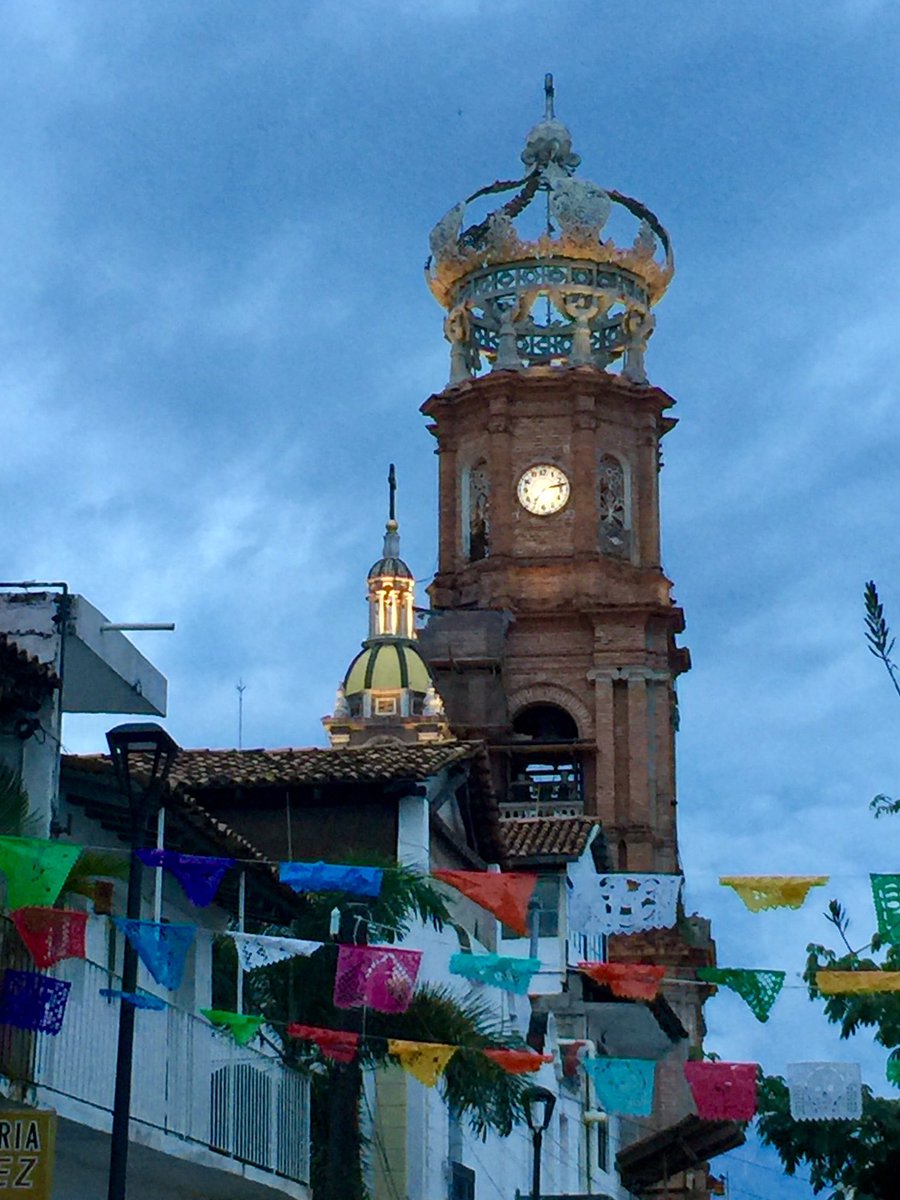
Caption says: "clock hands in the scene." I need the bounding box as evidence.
[517,466,570,514]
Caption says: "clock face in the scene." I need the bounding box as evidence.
[516,464,571,515]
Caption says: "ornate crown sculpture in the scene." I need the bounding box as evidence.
[426,76,673,386]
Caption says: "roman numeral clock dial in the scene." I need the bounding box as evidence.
[516,465,571,515]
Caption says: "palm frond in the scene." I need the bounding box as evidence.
[0,764,38,836]
[61,849,128,899]
[301,862,451,943]
[367,865,451,940]
[389,985,527,1137]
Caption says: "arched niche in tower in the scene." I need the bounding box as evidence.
[513,703,578,742]
[506,702,584,815]
[597,452,632,559]
[462,460,490,563]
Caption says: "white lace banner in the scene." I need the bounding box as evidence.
[227,932,323,972]
[787,1062,862,1122]
[569,872,682,937]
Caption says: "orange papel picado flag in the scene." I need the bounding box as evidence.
[432,870,537,935]
[578,963,666,1001]
[387,1039,457,1087]
[483,1049,552,1075]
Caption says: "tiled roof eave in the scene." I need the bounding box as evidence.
[0,633,61,691]
[61,738,507,870]
[502,815,604,861]
[63,741,482,790]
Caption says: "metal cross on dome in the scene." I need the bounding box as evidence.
[388,463,397,523]
[544,72,555,120]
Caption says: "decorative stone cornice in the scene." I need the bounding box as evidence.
[587,666,673,684]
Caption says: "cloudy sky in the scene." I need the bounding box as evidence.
[3,1,900,1194]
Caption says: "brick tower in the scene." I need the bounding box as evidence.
[418,78,690,876]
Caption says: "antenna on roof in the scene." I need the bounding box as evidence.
[236,679,247,750]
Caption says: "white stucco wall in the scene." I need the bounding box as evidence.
[378,793,632,1200]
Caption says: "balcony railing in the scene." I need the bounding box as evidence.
[27,956,309,1185]
[500,780,585,819]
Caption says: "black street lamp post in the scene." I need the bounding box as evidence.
[105,723,179,1200]
[522,1084,556,1200]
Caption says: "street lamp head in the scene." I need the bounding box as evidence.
[522,1084,556,1134]
[106,723,180,814]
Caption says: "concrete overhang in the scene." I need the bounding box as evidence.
[585,999,685,1061]
[63,595,166,716]
[531,981,688,1061]
[617,1113,745,1192]
[0,591,167,717]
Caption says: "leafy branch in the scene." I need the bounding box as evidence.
[865,580,900,702]
[823,899,856,955]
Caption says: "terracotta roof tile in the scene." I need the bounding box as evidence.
[503,815,603,861]
[0,633,60,689]
[64,741,480,791]
[63,740,507,867]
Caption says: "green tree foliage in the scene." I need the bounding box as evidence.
[756,905,900,1198]
[755,584,900,1198]
[757,1074,900,1200]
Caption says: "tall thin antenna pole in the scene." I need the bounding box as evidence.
[236,679,247,750]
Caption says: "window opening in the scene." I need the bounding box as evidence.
[502,875,560,940]
[513,704,578,741]
[596,1115,609,1172]
[598,453,629,558]
[468,463,490,562]
[506,704,583,812]
[508,757,583,811]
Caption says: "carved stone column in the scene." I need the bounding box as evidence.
[590,670,615,825]
[636,416,661,569]
[486,393,513,558]
[437,439,458,575]
[572,391,597,556]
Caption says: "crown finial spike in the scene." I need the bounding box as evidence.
[388,463,397,525]
[383,464,400,557]
[544,73,555,120]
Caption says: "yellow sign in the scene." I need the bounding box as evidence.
[0,1110,56,1196]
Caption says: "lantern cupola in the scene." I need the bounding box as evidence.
[323,467,450,747]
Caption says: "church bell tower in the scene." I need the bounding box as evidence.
[418,78,689,875]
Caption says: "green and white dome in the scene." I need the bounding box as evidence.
[344,639,433,697]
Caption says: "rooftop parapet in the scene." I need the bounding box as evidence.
[426,76,673,386]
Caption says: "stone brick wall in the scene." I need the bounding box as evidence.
[421,369,688,874]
